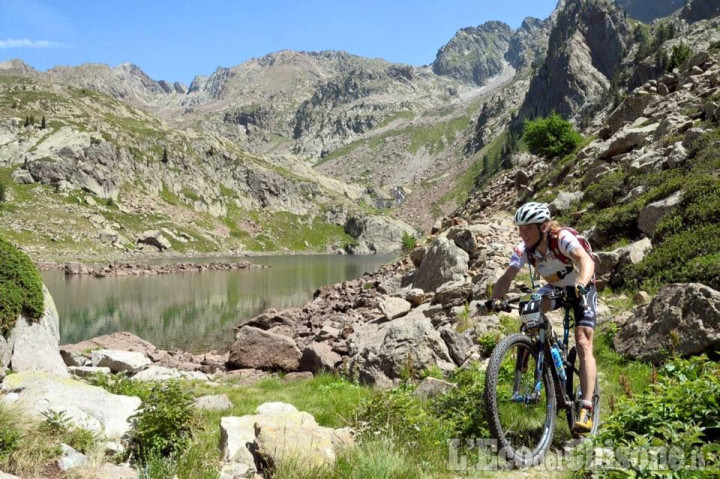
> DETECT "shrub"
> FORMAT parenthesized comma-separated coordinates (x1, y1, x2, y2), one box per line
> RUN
(433, 364, 489, 439)
(667, 42, 693, 71)
(584, 170, 627, 208)
(578, 356, 720, 476)
(401, 231, 416, 252)
(523, 113, 582, 159)
(0, 182, 5, 203)
(0, 237, 45, 335)
(129, 380, 194, 459)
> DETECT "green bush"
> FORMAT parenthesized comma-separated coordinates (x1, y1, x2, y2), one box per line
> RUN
(0, 237, 45, 335)
(433, 364, 489, 439)
(400, 231, 416, 252)
(129, 380, 194, 459)
(667, 42, 693, 71)
(584, 170, 627, 208)
(523, 113, 583, 159)
(625, 224, 720, 290)
(579, 356, 720, 476)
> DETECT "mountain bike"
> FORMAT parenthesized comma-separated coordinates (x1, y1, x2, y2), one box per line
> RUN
(483, 287, 600, 468)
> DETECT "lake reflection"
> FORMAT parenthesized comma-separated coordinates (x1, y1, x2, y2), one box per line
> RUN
(42, 255, 394, 353)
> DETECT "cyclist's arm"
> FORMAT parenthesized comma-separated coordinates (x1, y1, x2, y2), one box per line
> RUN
(569, 247, 595, 287)
(491, 266, 520, 299)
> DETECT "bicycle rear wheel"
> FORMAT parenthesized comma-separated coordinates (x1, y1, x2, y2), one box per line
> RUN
(566, 346, 600, 437)
(484, 333, 556, 468)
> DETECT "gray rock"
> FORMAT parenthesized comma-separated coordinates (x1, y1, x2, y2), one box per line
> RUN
(1, 371, 140, 440)
(348, 311, 456, 386)
(629, 150, 663, 173)
(433, 280, 473, 308)
(58, 444, 88, 471)
(378, 295, 412, 320)
(195, 394, 233, 411)
(254, 412, 351, 470)
(378, 274, 403, 295)
(299, 342, 341, 373)
(599, 124, 658, 160)
(220, 416, 261, 477)
(638, 190, 683, 236)
(413, 377, 455, 399)
(453, 229, 478, 256)
(91, 349, 151, 373)
(549, 191, 583, 215)
(439, 326, 474, 365)
(614, 283, 720, 362)
(227, 326, 302, 372)
(6, 286, 68, 377)
(256, 402, 298, 415)
(405, 288, 426, 306)
(412, 236, 469, 293)
(344, 215, 415, 254)
(10, 168, 34, 184)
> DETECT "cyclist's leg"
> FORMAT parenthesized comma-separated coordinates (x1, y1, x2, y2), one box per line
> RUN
(573, 285, 597, 404)
(538, 284, 560, 313)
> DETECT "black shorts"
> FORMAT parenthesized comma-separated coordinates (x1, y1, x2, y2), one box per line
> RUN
(539, 284, 598, 329)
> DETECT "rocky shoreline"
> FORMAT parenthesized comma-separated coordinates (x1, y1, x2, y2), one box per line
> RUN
(50, 260, 268, 277)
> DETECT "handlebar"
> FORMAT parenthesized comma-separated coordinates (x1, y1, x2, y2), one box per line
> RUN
(485, 284, 589, 313)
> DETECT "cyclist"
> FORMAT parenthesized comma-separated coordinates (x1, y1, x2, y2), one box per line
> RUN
(488, 202, 598, 434)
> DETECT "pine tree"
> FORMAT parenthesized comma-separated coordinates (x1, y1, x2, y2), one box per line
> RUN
(40, 116, 46, 129)
(24, 116, 30, 127)
(162, 147, 169, 164)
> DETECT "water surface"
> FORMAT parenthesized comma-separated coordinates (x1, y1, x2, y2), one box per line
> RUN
(41, 255, 393, 353)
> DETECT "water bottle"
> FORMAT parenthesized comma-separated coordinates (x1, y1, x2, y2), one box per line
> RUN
(551, 345, 566, 381)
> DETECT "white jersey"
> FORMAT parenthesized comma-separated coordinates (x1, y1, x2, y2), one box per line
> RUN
(509, 229, 583, 288)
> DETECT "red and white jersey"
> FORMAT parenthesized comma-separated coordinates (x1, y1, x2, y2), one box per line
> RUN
(509, 230, 583, 287)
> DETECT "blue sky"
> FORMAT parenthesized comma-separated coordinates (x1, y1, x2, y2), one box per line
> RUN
(0, 0, 558, 85)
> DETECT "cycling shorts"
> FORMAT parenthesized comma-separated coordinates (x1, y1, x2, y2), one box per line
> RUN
(538, 283, 598, 329)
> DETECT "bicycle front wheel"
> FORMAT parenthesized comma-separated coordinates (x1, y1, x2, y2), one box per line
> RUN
(484, 333, 556, 468)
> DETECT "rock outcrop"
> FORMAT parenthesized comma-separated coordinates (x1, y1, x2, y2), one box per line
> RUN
(516, 0, 630, 122)
(1, 286, 68, 378)
(614, 283, 720, 362)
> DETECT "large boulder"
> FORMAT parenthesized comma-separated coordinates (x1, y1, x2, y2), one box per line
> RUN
(227, 326, 301, 372)
(614, 283, 720, 362)
(3, 285, 68, 377)
(344, 215, 415, 254)
(638, 190, 683, 236)
(220, 402, 352, 478)
(91, 349, 151, 373)
(412, 236, 469, 293)
(299, 342, 341, 373)
(595, 238, 652, 290)
(1, 371, 140, 440)
(347, 311, 456, 386)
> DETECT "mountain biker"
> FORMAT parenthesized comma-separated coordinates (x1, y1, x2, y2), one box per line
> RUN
(488, 202, 598, 434)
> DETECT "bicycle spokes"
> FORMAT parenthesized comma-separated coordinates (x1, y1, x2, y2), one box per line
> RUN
(495, 343, 552, 449)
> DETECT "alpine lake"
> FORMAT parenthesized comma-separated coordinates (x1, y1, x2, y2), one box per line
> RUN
(41, 255, 394, 353)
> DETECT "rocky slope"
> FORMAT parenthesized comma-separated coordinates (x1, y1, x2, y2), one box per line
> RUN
(0, 74, 413, 259)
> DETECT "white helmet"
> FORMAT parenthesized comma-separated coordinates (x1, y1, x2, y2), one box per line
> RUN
(514, 202, 551, 226)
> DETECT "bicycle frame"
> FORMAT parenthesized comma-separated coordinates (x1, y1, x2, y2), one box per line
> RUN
(511, 293, 576, 410)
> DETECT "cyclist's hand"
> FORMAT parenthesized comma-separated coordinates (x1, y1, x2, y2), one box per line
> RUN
(565, 284, 588, 301)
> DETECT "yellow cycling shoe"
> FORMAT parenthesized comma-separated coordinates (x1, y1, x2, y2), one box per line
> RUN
(574, 408, 593, 434)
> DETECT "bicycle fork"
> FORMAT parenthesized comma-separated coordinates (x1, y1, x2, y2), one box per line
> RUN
(511, 338, 545, 404)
